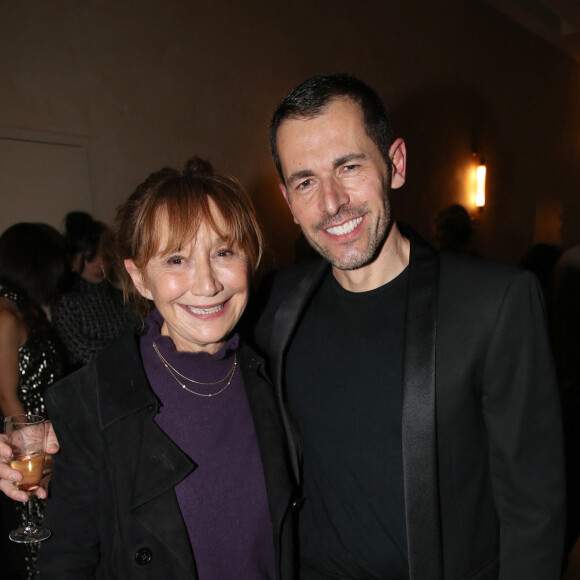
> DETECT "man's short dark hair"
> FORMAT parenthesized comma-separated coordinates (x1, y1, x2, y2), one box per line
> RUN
(270, 73, 395, 183)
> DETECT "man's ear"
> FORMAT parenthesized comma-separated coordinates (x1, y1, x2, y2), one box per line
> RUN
(280, 183, 300, 225)
(389, 138, 407, 190)
(124, 259, 152, 300)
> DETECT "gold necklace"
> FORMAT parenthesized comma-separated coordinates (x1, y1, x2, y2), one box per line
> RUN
(152, 341, 237, 397)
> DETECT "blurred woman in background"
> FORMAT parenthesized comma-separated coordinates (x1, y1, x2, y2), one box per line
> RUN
(0, 222, 66, 419)
(52, 211, 135, 371)
(0, 222, 67, 580)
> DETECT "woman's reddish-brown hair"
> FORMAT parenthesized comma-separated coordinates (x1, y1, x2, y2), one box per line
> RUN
(106, 156, 263, 315)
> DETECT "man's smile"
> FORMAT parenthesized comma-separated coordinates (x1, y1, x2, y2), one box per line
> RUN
(325, 216, 363, 236)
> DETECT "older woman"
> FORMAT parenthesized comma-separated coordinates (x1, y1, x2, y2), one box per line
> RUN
(1, 157, 296, 579)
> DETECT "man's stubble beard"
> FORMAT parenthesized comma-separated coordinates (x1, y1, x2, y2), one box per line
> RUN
(302, 187, 393, 272)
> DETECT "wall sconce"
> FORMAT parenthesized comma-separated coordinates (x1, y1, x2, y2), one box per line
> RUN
(473, 155, 486, 212)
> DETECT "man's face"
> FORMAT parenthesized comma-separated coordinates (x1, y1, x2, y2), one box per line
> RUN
(276, 98, 403, 271)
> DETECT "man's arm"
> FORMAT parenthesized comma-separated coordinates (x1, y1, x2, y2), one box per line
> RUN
(482, 270, 565, 579)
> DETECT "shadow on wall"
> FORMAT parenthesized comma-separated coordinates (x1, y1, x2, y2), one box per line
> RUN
(247, 169, 301, 278)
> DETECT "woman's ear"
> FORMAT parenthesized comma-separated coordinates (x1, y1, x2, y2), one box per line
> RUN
(124, 259, 152, 299)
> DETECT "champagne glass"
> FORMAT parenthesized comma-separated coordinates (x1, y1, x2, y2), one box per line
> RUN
(4, 414, 51, 543)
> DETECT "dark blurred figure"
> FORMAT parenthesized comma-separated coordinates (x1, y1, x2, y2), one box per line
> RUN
(51, 212, 136, 372)
(433, 204, 475, 254)
(0, 222, 67, 580)
(520, 242, 562, 295)
(548, 242, 580, 571)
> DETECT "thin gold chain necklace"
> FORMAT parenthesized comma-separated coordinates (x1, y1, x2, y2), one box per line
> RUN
(152, 341, 237, 397)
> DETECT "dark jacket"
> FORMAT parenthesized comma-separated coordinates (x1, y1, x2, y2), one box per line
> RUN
(38, 325, 297, 579)
(253, 228, 565, 580)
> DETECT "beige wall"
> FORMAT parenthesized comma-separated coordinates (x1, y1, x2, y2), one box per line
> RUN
(1, 0, 579, 269)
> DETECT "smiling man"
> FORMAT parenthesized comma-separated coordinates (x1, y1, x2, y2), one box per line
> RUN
(254, 74, 565, 580)
(276, 96, 403, 284)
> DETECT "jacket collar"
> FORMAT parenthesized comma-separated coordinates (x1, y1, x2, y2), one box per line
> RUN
(95, 324, 159, 430)
(93, 325, 196, 507)
(270, 258, 329, 389)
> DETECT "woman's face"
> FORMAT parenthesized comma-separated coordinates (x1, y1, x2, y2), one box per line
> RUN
(73, 243, 106, 284)
(125, 202, 251, 354)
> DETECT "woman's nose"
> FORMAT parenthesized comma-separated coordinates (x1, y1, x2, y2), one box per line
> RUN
(190, 260, 223, 296)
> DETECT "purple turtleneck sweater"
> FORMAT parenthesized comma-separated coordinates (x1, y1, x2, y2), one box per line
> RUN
(140, 309, 275, 579)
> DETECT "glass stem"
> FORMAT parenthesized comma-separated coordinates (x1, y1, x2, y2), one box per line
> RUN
(23, 494, 36, 533)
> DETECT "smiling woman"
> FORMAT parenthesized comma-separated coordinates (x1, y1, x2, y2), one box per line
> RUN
(14, 156, 297, 580)
(127, 208, 251, 353)
(116, 157, 261, 355)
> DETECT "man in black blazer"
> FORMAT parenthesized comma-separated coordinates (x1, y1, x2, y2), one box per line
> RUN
(253, 74, 564, 579)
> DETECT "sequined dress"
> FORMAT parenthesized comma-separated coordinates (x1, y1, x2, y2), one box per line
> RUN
(0, 285, 64, 580)
(0, 286, 63, 419)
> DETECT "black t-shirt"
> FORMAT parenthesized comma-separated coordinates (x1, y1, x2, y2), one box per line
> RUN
(286, 268, 409, 579)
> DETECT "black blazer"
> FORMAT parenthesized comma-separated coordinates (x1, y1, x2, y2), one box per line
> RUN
(253, 228, 565, 580)
(38, 326, 297, 579)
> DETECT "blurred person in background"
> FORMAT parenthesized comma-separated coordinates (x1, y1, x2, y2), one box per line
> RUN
(548, 241, 580, 572)
(51, 211, 135, 372)
(520, 242, 562, 296)
(433, 203, 475, 254)
(0, 222, 67, 580)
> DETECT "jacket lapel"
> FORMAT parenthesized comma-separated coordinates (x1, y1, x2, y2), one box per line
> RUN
(128, 417, 197, 575)
(269, 259, 329, 482)
(239, 345, 294, 523)
(402, 231, 444, 579)
(95, 327, 197, 573)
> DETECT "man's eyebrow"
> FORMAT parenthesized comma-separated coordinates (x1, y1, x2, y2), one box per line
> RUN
(333, 152, 367, 169)
(287, 169, 314, 186)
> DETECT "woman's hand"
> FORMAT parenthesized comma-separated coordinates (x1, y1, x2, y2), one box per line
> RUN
(0, 420, 60, 502)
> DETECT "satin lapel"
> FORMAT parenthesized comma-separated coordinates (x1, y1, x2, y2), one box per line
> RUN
(402, 233, 443, 579)
(270, 259, 328, 482)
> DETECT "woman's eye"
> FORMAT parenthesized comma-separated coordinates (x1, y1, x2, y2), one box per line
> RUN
(167, 256, 184, 265)
(217, 249, 233, 258)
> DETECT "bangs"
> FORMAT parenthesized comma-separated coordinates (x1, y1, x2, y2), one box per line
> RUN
(134, 178, 251, 267)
